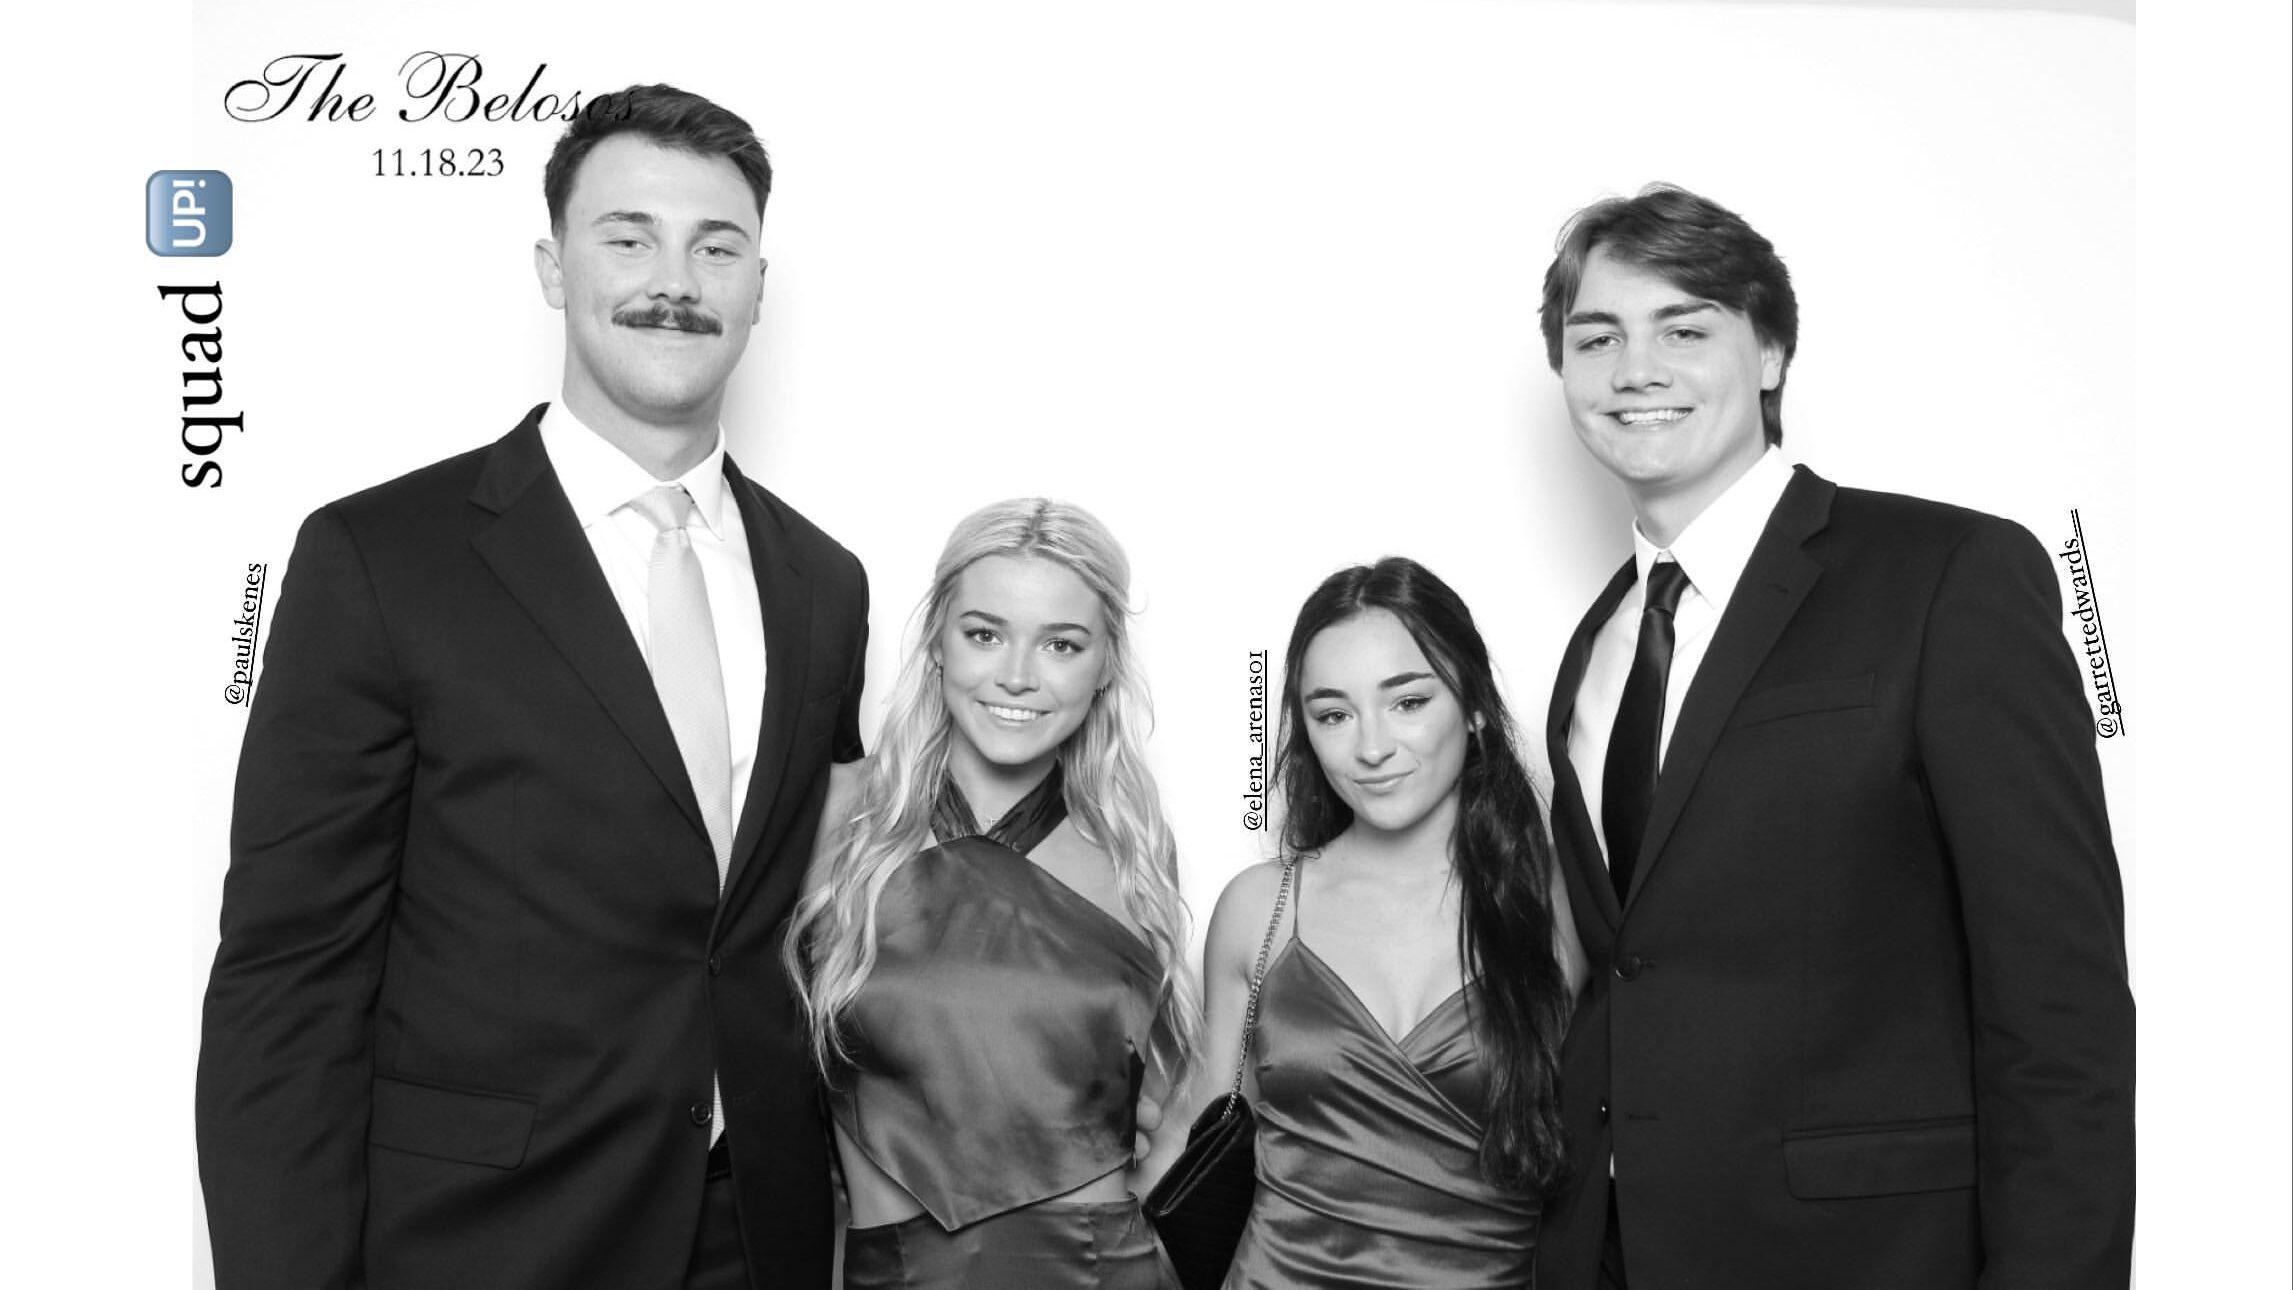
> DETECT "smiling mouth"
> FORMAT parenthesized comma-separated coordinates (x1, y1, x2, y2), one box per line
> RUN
(1354, 770, 1411, 792)
(1611, 408, 1689, 426)
(981, 703, 1048, 724)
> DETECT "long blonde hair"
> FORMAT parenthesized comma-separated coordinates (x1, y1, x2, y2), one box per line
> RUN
(786, 498, 1198, 1093)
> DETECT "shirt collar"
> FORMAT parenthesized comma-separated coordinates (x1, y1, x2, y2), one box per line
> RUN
(537, 403, 733, 540)
(1630, 448, 1794, 615)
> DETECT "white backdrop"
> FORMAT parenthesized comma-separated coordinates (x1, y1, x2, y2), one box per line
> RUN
(14, 0, 2288, 1285)
(194, 0, 2132, 1280)
(174, 0, 2139, 922)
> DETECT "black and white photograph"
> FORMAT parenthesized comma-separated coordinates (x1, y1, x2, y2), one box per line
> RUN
(6, 0, 2283, 1285)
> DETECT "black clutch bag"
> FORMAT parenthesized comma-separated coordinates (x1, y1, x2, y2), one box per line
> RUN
(1145, 857, 1294, 1290)
(1145, 1094, 1256, 1290)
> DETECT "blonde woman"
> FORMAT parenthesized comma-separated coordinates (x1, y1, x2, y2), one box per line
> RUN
(788, 499, 1194, 1288)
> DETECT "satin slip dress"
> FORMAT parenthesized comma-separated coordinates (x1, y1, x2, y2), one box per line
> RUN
(1224, 866, 1540, 1289)
(831, 766, 1178, 1289)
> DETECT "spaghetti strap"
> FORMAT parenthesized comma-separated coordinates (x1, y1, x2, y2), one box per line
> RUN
(1286, 855, 1303, 941)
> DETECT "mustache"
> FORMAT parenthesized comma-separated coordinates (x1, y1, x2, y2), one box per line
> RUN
(612, 303, 723, 335)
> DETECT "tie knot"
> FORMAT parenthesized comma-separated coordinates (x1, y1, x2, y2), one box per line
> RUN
(627, 485, 698, 535)
(1644, 559, 1690, 614)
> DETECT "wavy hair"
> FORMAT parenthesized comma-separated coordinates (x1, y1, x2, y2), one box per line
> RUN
(1275, 557, 1571, 1192)
(787, 499, 1198, 1095)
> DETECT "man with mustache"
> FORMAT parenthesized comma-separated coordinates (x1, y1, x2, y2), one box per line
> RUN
(197, 84, 867, 1290)
(1531, 185, 2134, 1289)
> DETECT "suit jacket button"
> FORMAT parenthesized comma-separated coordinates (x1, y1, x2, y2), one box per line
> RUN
(707, 955, 722, 977)
(1597, 1098, 1611, 1124)
(1614, 955, 1646, 981)
(690, 1101, 714, 1127)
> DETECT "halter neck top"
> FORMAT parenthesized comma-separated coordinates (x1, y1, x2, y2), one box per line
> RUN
(829, 767, 1161, 1230)
(1225, 864, 1540, 1288)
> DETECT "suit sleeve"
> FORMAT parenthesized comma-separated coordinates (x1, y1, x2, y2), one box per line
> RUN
(198, 505, 414, 1290)
(1914, 516, 2134, 1288)
(833, 562, 868, 763)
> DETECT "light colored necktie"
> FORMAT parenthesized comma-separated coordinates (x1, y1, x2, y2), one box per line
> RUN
(628, 484, 735, 1145)
(627, 485, 736, 888)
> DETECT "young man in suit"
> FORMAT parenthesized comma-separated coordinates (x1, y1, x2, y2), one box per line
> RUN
(1530, 185, 2133, 1289)
(197, 85, 868, 1290)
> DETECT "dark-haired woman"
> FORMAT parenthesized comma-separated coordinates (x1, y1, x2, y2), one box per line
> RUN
(1199, 558, 1585, 1289)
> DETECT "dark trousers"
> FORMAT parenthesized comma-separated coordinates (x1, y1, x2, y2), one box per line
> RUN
(1599, 1180, 1628, 1290)
(686, 1138, 754, 1290)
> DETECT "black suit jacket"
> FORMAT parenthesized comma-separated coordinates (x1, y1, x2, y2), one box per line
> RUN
(197, 405, 868, 1290)
(1533, 467, 2133, 1290)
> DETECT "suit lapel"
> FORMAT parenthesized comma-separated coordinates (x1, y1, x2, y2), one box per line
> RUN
(1550, 558, 1638, 936)
(719, 456, 815, 903)
(1625, 467, 1834, 907)
(468, 408, 713, 850)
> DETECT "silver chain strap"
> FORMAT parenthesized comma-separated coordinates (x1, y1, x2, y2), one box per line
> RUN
(1224, 855, 1297, 1106)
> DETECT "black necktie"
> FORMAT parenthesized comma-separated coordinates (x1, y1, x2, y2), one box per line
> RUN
(1602, 559, 1690, 904)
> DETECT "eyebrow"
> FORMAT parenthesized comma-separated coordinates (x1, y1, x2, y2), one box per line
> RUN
(1302, 670, 1436, 702)
(694, 217, 754, 243)
(591, 211, 754, 243)
(956, 609, 1095, 636)
(1564, 300, 1719, 328)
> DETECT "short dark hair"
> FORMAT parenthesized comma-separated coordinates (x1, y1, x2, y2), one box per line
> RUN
(1539, 184, 1798, 445)
(542, 84, 773, 234)
(1274, 557, 1571, 1193)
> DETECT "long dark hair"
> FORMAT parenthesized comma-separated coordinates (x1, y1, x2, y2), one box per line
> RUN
(1275, 557, 1569, 1192)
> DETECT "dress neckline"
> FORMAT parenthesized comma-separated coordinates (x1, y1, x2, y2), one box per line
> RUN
(1288, 938, 1472, 1054)
(1286, 857, 1473, 1050)
(918, 764, 1155, 970)
(931, 762, 1067, 856)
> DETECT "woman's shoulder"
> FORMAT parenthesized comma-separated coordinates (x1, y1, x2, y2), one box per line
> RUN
(1205, 855, 1300, 960)
(823, 756, 884, 830)
(802, 758, 877, 901)
(1213, 856, 1290, 909)
(826, 756, 870, 806)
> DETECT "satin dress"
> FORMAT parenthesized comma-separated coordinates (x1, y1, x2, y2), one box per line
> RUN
(830, 768, 1178, 1289)
(1224, 877, 1540, 1288)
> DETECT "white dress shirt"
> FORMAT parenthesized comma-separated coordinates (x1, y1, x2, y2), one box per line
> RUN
(538, 404, 768, 826)
(1568, 448, 1795, 871)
